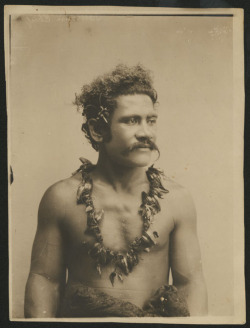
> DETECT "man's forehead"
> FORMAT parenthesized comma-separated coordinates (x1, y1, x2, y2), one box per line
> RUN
(115, 94, 156, 114)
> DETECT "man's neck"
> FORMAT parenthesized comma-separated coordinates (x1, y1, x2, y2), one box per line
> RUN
(92, 153, 149, 194)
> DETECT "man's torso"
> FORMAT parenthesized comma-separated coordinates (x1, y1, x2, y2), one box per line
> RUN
(56, 170, 178, 308)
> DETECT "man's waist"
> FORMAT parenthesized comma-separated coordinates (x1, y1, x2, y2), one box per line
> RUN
(65, 279, 152, 308)
(60, 282, 190, 317)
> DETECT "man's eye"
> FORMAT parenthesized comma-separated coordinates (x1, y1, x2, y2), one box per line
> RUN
(126, 117, 139, 125)
(148, 118, 157, 125)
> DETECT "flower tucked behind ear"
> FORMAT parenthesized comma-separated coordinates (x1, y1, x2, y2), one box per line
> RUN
(97, 106, 109, 124)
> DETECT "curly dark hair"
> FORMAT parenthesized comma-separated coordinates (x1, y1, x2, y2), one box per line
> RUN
(74, 63, 158, 151)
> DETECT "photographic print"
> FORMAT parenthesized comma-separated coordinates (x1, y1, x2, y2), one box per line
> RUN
(5, 5, 245, 324)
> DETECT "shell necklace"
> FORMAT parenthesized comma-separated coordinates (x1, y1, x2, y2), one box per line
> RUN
(76, 158, 169, 286)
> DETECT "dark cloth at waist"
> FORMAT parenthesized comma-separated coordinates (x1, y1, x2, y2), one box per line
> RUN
(59, 283, 190, 318)
(59, 283, 146, 317)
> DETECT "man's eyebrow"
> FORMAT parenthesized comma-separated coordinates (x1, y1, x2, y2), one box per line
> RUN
(119, 115, 141, 120)
(147, 113, 158, 118)
(118, 113, 158, 121)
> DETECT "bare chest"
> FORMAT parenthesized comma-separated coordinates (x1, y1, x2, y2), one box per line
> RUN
(89, 190, 173, 253)
(63, 180, 174, 263)
(63, 183, 174, 305)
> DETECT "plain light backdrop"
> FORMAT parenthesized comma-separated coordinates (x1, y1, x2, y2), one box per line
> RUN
(9, 13, 234, 317)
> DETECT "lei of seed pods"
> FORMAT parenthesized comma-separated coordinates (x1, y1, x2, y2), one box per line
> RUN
(76, 158, 169, 286)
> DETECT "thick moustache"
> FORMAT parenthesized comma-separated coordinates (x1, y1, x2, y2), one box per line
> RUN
(121, 139, 158, 156)
(131, 140, 157, 151)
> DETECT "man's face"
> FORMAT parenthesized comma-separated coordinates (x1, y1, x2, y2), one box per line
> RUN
(103, 94, 158, 167)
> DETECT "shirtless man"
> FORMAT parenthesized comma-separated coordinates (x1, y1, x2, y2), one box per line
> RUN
(24, 64, 208, 318)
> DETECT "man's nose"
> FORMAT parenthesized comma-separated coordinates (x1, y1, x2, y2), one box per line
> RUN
(135, 121, 153, 139)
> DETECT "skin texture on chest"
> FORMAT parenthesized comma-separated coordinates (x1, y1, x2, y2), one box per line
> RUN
(63, 184, 173, 269)
(90, 178, 172, 251)
(62, 169, 174, 260)
(64, 207, 172, 308)
(61, 169, 174, 254)
(93, 191, 144, 251)
(59, 170, 175, 308)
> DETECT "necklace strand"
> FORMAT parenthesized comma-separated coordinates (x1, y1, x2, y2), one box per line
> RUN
(76, 158, 169, 286)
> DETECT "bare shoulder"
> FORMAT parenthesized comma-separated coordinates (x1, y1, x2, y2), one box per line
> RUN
(38, 172, 82, 222)
(163, 176, 192, 201)
(163, 176, 197, 226)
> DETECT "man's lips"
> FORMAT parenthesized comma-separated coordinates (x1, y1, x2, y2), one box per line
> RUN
(133, 145, 152, 150)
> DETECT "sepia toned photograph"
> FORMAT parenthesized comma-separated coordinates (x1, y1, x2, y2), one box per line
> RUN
(5, 5, 245, 324)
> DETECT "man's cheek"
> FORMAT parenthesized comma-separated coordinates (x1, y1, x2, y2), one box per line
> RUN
(111, 125, 123, 134)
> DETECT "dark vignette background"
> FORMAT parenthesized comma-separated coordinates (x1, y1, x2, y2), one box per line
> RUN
(0, 0, 249, 327)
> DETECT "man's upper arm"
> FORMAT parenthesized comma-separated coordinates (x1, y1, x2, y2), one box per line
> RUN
(170, 188, 203, 285)
(29, 184, 67, 282)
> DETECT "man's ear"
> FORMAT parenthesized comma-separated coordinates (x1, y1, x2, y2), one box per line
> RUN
(88, 119, 104, 143)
